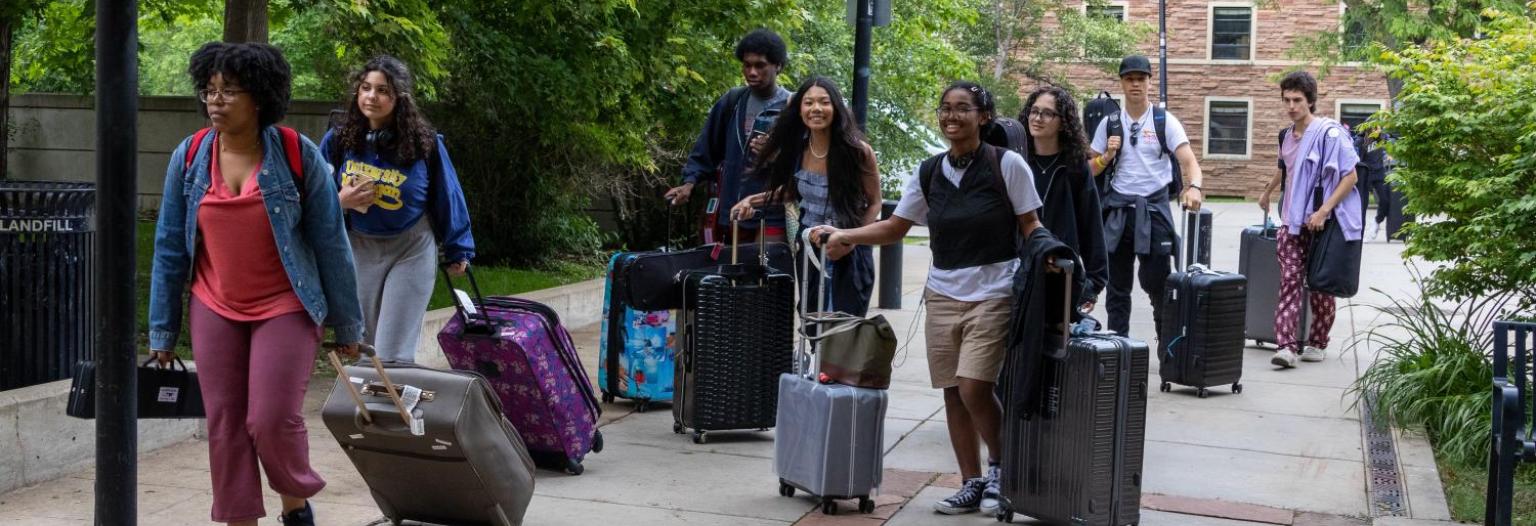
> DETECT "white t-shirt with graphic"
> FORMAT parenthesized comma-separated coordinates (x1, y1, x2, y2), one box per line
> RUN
(893, 149, 1042, 302)
(1090, 107, 1191, 198)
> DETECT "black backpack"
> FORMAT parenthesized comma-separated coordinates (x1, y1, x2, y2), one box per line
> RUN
(983, 117, 1029, 153)
(1084, 91, 1183, 201)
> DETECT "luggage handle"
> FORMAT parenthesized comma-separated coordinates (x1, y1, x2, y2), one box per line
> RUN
(1179, 206, 1205, 273)
(1052, 257, 1076, 360)
(729, 213, 769, 267)
(796, 227, 838, 378)
(325, 343, 419, 434)
(440, 264, 490, 324)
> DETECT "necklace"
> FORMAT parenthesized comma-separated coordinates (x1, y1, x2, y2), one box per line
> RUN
(810, 144, 828, 159)
(1031, 152, 1062, 176)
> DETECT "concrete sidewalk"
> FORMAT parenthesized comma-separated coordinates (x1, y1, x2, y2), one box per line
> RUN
(0, 203, 1452, 525)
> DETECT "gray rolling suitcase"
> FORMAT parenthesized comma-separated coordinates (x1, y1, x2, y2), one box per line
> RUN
(773, 230, 888, 516)
(1238, 222, 1308, 346)
(322, 344, 536, 526)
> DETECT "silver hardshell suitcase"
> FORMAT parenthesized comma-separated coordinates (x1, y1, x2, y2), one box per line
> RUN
(773, 229, 889, 515)
(321, 344, 536, 526)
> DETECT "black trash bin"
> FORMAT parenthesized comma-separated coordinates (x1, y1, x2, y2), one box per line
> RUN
(1, 181, 96, 391)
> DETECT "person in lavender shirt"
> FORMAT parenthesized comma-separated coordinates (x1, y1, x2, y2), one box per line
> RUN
(1257, 71, 1361, 369)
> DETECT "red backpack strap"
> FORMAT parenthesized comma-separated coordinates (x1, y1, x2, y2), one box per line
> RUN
(184, 128, 214, 169)
(277, 126, 304, 186)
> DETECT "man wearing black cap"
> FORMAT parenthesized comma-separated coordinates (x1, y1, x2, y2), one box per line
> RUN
(1088, 55, 1206, 340)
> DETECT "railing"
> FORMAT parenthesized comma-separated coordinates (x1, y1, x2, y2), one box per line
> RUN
(1487, 320, 1536, 526)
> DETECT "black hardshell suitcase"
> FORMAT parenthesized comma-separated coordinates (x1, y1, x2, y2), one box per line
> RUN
(998, 259, 1148, 525)
(1238, 223, 1309, 346)
(1160, 209, 1247, 398)
(673, 221, 795, 444)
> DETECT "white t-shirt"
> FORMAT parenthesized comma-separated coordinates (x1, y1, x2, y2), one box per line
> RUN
(1090, 107, 1191, 197)
(893, 149, 1042, 302)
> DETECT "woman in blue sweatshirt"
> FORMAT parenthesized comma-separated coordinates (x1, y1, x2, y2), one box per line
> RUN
(320, 55, 475, 363)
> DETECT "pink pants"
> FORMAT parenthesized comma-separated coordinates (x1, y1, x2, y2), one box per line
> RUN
(1275, 228, 1337, 352)
(190, 298, 325, 522)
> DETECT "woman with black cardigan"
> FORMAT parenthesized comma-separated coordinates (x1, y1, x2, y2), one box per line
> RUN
(1016, 86, 1109, 310)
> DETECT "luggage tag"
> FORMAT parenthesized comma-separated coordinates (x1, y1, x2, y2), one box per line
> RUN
(454, 289, 478, 316)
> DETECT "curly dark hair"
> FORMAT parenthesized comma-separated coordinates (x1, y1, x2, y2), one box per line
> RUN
(1280, 70, 1318, 114)
(1020, 86, 1090, 165)
(735, 28, 788, 67)
(941, 81, 996, 135)
(188, 42, 291, 129)
(330, 55, 437, 166)
(751, 77, 873, 228)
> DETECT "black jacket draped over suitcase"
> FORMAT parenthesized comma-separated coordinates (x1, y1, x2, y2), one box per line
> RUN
(1000, 228, 1081, 419)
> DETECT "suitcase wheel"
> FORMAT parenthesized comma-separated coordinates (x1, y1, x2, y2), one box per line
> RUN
(692, 430, 708, 444)
(858, 497, 875, 514)
(592, 431, 605, 453)
(636, 400, 652, 413)
(996, 509, 1015, 523)
(673, 422, 685, 435)
(821, 500, 838, 515)
(1159, 382, 1171, 393)
(778, 481, 795, 498)
(1197, 388, 1209, 399)
(565, 458, 585, 476)
(601, 393, 615, 404)
(1233, 383, 1244, 394)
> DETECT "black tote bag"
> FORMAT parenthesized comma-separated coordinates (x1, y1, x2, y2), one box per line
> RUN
(66, 356, 206, 419)
(1305, 164, 1363, 298)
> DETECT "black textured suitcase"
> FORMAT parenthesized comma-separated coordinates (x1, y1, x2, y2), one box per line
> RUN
(1160, 210, 1247, 397)
(998, 334, 1148, 525)
(1238, 223, 1308, 346)
(673, 223, 794, 444)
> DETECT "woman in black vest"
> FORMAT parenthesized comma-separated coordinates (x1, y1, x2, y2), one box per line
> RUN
(808, 82, 1045, 517)
(1018, 86, 1109, 310)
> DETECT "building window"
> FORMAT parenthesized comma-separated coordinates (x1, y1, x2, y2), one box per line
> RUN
(1339, 102, 1383, 130)
(1206, 99, 1251, 157)
(1088, 4, 1125, 21)
(1211, 6, 1253, 60)
(1343, 18, 1368, 58)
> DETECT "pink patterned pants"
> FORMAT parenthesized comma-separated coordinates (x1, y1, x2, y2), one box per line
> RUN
(1275, 228, 1336, 352)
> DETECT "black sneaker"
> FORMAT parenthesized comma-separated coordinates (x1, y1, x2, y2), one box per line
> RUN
(933, 477, 988, 515)
(980, 462, 1003, 514)
(278, 502, 314, 526)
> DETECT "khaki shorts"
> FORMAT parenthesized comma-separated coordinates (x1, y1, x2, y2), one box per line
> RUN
(924, 288, 1011, 389)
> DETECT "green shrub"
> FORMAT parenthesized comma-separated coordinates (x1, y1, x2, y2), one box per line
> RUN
(1350, 266, 1518, 465)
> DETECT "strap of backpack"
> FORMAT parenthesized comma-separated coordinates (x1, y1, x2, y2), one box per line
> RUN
(986, 143, 1008, 197)
(184, 127, 303, 184)
(1154, 106, 1172, 159)
(183, 128, 214, 169)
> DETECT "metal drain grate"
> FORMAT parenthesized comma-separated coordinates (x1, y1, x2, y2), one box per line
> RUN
(1360, 392, 1409, 517)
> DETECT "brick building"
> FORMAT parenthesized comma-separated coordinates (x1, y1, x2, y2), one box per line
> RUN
(1020, 0, 1390, 198)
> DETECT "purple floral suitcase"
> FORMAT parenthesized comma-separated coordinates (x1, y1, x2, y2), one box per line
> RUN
(437, 270, 603, 475)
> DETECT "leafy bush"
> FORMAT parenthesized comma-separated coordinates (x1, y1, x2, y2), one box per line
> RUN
(1350, 266, 1518, 465)
(1370, 9, 1536, 310)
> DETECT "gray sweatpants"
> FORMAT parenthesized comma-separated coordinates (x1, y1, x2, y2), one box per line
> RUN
(351, 218, 437, 363)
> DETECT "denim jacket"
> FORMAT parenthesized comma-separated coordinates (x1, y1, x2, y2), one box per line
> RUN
(148, 126, 365, 350)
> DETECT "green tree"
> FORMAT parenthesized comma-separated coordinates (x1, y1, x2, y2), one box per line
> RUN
(1371, 8, 1536, 307)
(974, 0, 1151, 89)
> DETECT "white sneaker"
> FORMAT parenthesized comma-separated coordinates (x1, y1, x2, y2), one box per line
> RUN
(1368, 221, 1383, 241)
(979, 463, 1002, 515)
(1271, 349, 1299, 368)
(1301, 346, 1327, 362)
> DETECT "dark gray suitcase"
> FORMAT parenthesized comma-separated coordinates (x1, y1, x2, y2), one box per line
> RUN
(322, 345, 536, 526)
(999, 333, 1148, 522)
(774, 232, 887, 515)
(674, 223, 795, 444)
(1239, 223, 1309, 346)
(1160, 210, 1246, 397)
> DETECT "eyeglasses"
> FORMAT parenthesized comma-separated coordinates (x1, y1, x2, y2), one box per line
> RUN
(936, 106, 978, 119)
(198, 88, 246, 103)
(1027, 108, 1061, 121)
(1129, 122, 1142, 147)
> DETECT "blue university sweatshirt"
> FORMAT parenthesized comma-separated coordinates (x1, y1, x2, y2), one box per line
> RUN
(319, 130, 476, 263)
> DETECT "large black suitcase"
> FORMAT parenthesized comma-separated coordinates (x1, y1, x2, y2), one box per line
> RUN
(673, 225, 794, 444)
(1160, 210, 1247, 398)
(1238, 223, 1308, 346)
(617, 242, 792, 312)
(997, 264, 1148, 526)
